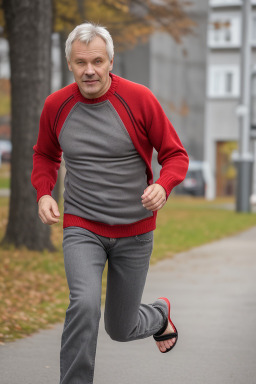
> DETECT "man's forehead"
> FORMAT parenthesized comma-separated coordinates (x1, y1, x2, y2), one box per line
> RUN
(71, 37, 107, 55)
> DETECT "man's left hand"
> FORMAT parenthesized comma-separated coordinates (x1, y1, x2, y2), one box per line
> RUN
(141, 184, 167, 212)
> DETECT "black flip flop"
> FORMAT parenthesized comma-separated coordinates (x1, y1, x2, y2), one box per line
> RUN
(153, 297, 178, 353)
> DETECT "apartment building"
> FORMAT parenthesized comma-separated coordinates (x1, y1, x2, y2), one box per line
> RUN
(205, 0, 256, 199)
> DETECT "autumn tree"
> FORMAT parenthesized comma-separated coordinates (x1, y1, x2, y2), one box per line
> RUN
(2, 0, 54, 250)
(55, 0, 194, 47)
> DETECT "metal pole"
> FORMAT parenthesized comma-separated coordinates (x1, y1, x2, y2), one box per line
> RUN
(236, 0, 253, 212)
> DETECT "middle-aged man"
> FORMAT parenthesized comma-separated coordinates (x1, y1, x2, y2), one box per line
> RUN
(31, 23, 189, 384)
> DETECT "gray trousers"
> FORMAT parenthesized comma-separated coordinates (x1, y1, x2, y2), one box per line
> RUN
(60, 227, 167, 384)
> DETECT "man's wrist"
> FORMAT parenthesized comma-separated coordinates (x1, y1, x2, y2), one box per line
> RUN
(38, 194, 51, 204)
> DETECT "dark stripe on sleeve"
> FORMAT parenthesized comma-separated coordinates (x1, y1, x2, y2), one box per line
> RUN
(53, 95, 74, 134)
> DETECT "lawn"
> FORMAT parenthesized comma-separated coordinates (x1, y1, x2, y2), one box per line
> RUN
(0, 195, 255, 344)
(0, 79, 11, 117)
(0, 163, 10, 189)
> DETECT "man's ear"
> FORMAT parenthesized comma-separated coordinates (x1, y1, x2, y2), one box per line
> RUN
(67, 60, 72, 72)
(109, 56, 114, 71)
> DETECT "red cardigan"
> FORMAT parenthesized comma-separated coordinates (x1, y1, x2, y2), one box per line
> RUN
(31, 73, 189, 237)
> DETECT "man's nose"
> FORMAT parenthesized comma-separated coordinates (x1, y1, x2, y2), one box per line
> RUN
(85, 63, 95, 76)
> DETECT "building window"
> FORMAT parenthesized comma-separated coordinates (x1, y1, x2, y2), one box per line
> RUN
(226, 73, 233, 94)
(208, 66, 240, 98)
(208, 14, 241, 47)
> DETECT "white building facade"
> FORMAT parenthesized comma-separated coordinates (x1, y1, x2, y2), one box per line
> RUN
(205, 0, 256, 199)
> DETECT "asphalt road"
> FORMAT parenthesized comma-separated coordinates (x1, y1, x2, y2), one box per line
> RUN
(1, 226, 256, 384)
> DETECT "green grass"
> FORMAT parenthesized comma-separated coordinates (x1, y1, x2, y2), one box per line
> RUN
(0, 178, 10, 189)
(0, 94, 10, 116)
(0, 163, 10, 189)
(152, 197, 256, 262)
(0, 78, 11, 117)
(0, 195, 255, 343)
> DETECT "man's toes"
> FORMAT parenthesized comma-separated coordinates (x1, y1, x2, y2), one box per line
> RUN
(156, 341, 167, 352)
(163, 340, 172, 349)
(167, 338, 175, 347)
(155, 338, 177, 353)
(160, 343, 167, 352)
(162, 338, 176, 350)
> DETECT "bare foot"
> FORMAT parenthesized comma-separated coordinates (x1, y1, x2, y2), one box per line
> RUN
(155, 321, 177, 353)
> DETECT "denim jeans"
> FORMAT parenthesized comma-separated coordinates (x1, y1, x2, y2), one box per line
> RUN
(60, 227, 167, 384)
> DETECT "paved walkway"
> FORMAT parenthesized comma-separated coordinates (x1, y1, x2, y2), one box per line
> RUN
(0, 188, 10, 197)
(1, 227, 256, 384)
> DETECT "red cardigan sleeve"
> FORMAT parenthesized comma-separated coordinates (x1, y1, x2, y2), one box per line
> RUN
(145, 91, 189, 198)
(31, 99, 62, 202)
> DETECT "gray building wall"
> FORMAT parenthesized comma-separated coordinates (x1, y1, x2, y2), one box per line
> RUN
(150, 0, 209, 161)
(113, 0, 209, 163)
(113, 43, 150, 87)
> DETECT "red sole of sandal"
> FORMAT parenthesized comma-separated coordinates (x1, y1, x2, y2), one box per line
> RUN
(158, 297, 177, 333)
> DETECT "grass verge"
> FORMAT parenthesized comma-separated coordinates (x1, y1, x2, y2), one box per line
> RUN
(0, 163, 10, 189)
(0, 195, 255, 344)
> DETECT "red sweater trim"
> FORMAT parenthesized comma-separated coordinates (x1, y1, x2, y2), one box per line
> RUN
(63, 212, 157, 238)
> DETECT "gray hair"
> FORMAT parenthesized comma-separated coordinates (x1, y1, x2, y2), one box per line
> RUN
(65, 23, 114, 62)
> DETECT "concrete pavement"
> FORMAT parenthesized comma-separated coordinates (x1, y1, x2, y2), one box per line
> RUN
(1, 226, 256, 384)
(0, 188, 10, 197)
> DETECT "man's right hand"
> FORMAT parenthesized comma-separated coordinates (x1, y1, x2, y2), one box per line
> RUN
(38, 195, 60, 225)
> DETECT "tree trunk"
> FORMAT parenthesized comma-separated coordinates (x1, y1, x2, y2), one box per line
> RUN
(59, 30, 71, 87)
(2, 0, 54, 250)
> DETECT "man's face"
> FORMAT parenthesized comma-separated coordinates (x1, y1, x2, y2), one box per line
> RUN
(67, 37, 114, 99)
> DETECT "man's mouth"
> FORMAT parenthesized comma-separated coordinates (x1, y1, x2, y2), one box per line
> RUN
(83, 80, 98, 84)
